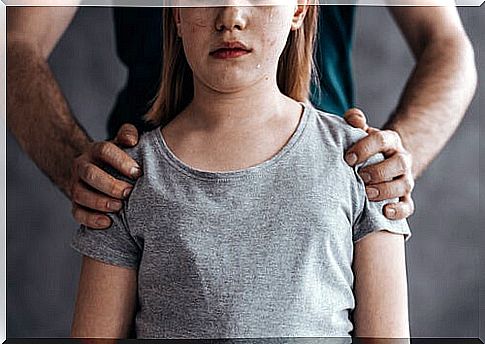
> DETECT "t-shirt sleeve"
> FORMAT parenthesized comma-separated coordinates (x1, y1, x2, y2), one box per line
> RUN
(71, 210, 141, 269)
(352, 153, 412, 243)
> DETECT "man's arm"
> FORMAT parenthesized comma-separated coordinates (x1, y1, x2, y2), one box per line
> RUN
(7, 7, 142, 228)
(71, 257, 137, 338)
(385, 6, 477, 178)
(353, 231, 409, 338)
(344, 7, 476, 220)
(7, 7, 86, 196)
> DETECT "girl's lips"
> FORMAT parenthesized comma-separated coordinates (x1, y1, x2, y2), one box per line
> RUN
(210, 48, 251, 59)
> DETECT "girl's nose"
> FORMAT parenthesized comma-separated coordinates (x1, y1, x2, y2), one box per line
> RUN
(215, 6, 248, 32)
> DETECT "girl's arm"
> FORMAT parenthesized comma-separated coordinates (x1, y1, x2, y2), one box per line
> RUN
(71, 256, 138, 338)
(353, 230, 410, 338)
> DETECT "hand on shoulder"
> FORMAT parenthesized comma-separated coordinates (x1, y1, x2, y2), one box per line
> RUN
(70, 124, 143, 229)
(343, 108, 415, 221)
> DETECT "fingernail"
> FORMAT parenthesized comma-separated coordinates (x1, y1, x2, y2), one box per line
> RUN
(107, 200, 122, 211)
(96, 217, 110, 227)
(360, 172, 371, 183)
(366, 187, 379, 199)
(130, 166, 142, 178)
(345, 153, 358, 166)
(127, 135, 137, 145)
(386, 207, 396, 219)
(123, 187, 133, 198)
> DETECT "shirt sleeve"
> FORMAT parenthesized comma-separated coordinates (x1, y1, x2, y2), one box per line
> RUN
(71, 208, 142, 270)
(352, 153, 412, 243)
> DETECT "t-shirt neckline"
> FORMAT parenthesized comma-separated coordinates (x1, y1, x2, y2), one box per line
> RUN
(154, 101, 311, 181)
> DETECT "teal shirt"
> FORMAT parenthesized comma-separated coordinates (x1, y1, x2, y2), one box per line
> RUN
(109, 6, 356, 137)
(311, 6, 356, 116)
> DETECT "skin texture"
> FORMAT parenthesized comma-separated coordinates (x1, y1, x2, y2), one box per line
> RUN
(6, 6, 476, 226)
(71, 4, 409, 338)
(70, 257, 137, 338)
(353, 232, 409, 338)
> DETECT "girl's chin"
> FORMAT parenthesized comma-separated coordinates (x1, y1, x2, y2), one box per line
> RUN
(198, 74, 270, 94)
(204, 81, 266, 94)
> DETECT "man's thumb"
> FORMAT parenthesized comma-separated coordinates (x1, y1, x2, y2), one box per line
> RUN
(114, 123, 139, 147)
(344, 108, 369, 132)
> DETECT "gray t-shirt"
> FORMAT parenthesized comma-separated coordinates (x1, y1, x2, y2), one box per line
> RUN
(71, 102, 410, 339)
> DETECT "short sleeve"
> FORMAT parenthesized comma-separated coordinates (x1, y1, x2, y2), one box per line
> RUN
(71, 209, 142, 270)
(352, 153, 412, 243)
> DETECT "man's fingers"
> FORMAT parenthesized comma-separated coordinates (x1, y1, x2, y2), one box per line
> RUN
(71, 181, 123, 213)
(91, 141, 142, 179)
(365, 175, 414, 202)
(359, 152, 412, 184)
(345, 130, 401, 166)
(383, 194, 415, 220)
(344, 108, 369, 132)
(72, 204, 112, 229)
(78, 161, 134, 199)
(113, 123, 139, 147)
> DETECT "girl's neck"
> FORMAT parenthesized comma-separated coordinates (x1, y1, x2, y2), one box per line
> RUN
(161, 76, 305, 173)
(181, 75, 297, 131)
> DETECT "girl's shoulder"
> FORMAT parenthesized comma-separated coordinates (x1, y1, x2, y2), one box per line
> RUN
(123, 127, 165, 169)
(305, 104, 369, 152)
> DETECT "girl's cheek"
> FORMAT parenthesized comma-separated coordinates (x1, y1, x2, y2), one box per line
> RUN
(183, 9, 211, 28)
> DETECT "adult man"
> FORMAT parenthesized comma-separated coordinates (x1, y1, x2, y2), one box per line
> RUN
(7, 5, 476, 229)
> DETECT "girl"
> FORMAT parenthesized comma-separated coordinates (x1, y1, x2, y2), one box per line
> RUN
(71, 2, 411, 339)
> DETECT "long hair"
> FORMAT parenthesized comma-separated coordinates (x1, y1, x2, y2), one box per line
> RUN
(145, 5, 319, 127)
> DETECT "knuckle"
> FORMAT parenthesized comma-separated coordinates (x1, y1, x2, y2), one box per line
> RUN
(99, 141, 112, 157)
(397, 153, 408, 172)
(390, 130, 401, 144)
(374, 167, 388, 181)
(93, 141, 111, 158)
(95, 198, 108, 211)
(358, 141, 371, 157)
(84, 165, 97, 183)
(72, 206, 86, 225)
(387, 185, 399, 199)
(403, 180, 412, 193)
(375, 130, 387, 147)
(405, 151, 414, 169)
(110, 181, 124, 198)
(408, 177, 415, 191)
(408, 198, 416, 214)
(382, 183, 397, 199)
(402, 175, 414, 192)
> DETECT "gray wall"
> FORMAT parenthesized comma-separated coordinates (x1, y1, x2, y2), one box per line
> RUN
(6, 6, 484, 338)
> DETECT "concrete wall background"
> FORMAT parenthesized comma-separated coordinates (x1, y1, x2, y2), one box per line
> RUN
(6, 6, 484, 338)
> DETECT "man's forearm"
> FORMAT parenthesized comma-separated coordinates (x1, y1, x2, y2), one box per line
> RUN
(384, 35, 477, 179)
(7, 39, 92, 197)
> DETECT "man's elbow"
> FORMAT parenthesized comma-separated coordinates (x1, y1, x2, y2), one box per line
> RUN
(460, 35, 478, 94)
(439, 31, 477, 89)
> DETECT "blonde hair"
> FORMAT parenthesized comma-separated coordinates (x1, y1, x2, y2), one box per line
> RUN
(146, 5, 319, 127)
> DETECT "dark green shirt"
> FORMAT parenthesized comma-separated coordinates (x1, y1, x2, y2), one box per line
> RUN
(108, 6, 355, 138)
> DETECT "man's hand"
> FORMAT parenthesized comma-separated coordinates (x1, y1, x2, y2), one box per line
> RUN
(70, 124, 142, 229)
(343, 109, 415, 220)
